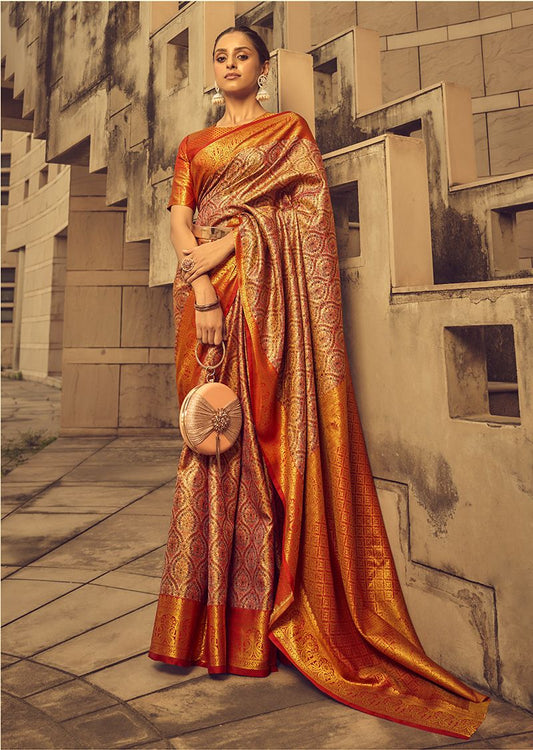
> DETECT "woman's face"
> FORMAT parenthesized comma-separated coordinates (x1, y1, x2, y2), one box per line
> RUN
(213, 31, 268, 98)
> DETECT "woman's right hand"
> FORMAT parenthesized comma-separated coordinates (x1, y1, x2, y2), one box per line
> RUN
(196, 304, 226, 345)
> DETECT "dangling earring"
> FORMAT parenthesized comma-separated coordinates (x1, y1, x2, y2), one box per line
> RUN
(212, 83, 224, 106)
(256, 73, 270, 101)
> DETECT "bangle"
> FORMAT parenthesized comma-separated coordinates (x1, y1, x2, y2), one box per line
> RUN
(194, 298, 220, 312)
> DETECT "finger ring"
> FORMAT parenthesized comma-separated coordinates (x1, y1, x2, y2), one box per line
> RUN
(180, 257, 195, 273)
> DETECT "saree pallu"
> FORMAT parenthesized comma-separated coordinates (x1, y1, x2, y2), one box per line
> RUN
(149, 111, 490, 738)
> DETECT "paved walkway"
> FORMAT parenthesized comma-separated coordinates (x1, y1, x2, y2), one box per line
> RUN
(2, 378, 533, 749)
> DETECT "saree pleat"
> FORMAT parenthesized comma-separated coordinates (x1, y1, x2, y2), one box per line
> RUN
(149, 110, 490, 738)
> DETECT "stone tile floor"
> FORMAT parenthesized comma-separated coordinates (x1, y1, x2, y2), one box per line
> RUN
(2, 378, 533, 749)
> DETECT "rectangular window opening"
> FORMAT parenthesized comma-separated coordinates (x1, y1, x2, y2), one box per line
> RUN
(1, 308, 14, 323)
(167, 28, 189, 91)
(24, 179, 29, 199)
(444, 324, 520, 425)
(314, 58, 339, 115)
(39, 166, 49, 189)
(386, 119, 423, 139)
(491, 204, 533, 279)
(1, 268, 15, 283)
(330, 180, 360, 261)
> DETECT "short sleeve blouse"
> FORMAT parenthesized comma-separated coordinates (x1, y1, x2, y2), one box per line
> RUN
(166, 135, 196, 212)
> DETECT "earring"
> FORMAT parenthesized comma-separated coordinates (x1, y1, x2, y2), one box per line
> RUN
(211, 83, 224, 106)
(256, 73, 270, 101)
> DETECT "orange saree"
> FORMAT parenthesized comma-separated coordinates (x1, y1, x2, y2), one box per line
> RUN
(148, 110, 490, 738)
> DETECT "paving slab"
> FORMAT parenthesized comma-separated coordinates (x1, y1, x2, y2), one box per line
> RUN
(118, 546, 167, 577)
(1, 509, 112, 566)
(26, 679, 118, 722)
(1, 565, 19, 578)
(120, 481, 175, 516)
(1, 660, 74, 697)
(2, 584, 155, 657)
(1, 378, 61, 442)
(9, 565, 106, 583)
(129, 664, 325, 737)
(2, 481, 58, 506)
(17, 482, 154, 513)
(62, 439, 180, 485)
(33, 602, 158, 674)
(3, 459, 89, 484)
(30, 509, 170, 570)
(1, 578, 81, 624)
(86, 654, 206, 701)
(490, 733, 533, 748)
(0, 692, 82, 750)
(1, 653, 20, 667)
(90, 570, 161, 595)
(62, 702, 161, 748)
(36, 437, 113, 452)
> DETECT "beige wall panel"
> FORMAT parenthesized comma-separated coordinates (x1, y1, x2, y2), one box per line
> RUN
(420, 37, 484, 98)
(487, 107, 533, 173)
(483, 25, 533, 96)
(67, 212, 124, 271)
(119, 364, 178, 428)
(63, 287, 121, 348)
(310, 2, 356, 47)
(123, 241, 150, 271)
(417, 1, 479, 30)
(121, 286, 174, 348)
(356, 1, 417, 36)
(472, 113, 490, 177)
(479, 1, 533, 17)
(381, 47, 420, 103)
(61, 364, 119, 428)
(69, 166, 107, 198)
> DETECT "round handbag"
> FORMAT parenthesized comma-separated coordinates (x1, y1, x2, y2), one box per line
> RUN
(179, 341, 242, 471)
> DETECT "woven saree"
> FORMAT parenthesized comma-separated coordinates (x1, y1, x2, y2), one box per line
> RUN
(148, 110, 490, 738)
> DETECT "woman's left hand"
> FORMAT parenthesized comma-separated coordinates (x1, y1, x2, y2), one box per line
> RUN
(181, 237, 232, 284)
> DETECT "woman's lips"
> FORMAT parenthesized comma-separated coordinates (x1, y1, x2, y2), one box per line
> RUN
(225, 74, 240, 79)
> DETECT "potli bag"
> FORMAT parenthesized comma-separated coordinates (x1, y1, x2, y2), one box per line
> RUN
(179, 341, 242, 472)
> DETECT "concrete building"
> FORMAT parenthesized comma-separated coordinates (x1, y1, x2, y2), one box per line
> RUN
(1, 0, 532, 716)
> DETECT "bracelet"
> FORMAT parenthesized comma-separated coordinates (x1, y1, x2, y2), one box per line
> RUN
(194, 298, 220, 312)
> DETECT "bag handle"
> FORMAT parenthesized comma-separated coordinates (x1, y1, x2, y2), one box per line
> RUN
(195, 341, 226, 383)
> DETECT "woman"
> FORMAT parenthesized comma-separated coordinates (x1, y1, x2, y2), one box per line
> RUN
(148, 25, 490, 739)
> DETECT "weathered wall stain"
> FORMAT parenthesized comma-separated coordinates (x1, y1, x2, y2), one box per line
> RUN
(457, 588, 502, 693)
(377, 441, 460, 537)
(432, 202, 489, 284)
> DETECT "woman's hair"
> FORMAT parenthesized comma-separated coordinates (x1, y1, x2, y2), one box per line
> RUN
(212, 25, 270, 65)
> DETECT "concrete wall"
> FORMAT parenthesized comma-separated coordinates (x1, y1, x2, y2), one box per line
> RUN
(310, 2, 533, 177)
(3, 132, 69, 379)
(1, 130, 16, 368)
(1, 0, 532, 710)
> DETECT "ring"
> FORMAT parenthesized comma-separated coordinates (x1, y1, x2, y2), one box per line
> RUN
(180, 257, 195, 273)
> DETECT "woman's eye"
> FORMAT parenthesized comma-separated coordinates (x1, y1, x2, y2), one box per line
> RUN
(216, 56, 226, 63)
(238, 54, 248, 60)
